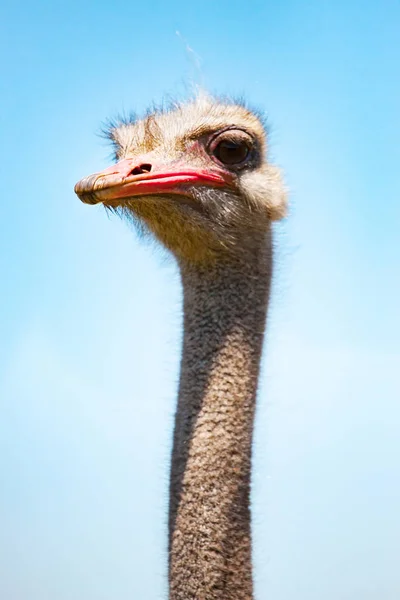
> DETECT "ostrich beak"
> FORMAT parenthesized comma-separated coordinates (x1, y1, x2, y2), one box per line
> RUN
(74, 157, 232, 205)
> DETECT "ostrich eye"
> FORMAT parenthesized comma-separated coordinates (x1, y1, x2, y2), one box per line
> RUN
(213, 139, 251, 166)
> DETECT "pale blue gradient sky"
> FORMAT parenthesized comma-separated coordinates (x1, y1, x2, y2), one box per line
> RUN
(1, 1, 399, 598)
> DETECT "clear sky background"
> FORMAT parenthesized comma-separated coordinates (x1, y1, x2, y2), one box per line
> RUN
(1, 1, 399, 598)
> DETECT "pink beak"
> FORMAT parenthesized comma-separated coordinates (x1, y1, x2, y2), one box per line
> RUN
(74, 157, 232, 205)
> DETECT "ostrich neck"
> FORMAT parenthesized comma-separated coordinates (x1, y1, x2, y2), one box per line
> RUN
(169, 231, 273, 600)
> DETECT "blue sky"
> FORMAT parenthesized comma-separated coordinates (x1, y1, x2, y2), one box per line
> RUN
(1, 1, 399, 598)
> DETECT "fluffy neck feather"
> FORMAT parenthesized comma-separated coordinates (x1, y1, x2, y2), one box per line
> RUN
(168, 230, 273, 600)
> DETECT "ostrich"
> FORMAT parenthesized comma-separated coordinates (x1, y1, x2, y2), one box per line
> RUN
(75, 95, 287, 600)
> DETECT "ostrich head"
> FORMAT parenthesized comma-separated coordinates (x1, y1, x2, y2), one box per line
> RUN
(75, 96, 287, 263)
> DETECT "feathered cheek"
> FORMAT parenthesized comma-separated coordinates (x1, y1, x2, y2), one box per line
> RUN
(238, 166, 288, 221)
(182, 139, 210, 166)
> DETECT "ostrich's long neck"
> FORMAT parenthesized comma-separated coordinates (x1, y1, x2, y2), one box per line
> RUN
(169, 231, 273, 600)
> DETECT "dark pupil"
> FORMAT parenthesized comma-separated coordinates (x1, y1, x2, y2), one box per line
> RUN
(214, 140, 249, 165)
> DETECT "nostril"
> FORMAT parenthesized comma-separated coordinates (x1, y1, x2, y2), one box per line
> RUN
(129, 163, 152, 176)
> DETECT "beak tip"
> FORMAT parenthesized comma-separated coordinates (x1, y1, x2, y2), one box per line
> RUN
(74, 175, 101, 205)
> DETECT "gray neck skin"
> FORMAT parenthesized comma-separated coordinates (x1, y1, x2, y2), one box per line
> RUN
(168, 230, 272, 600)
